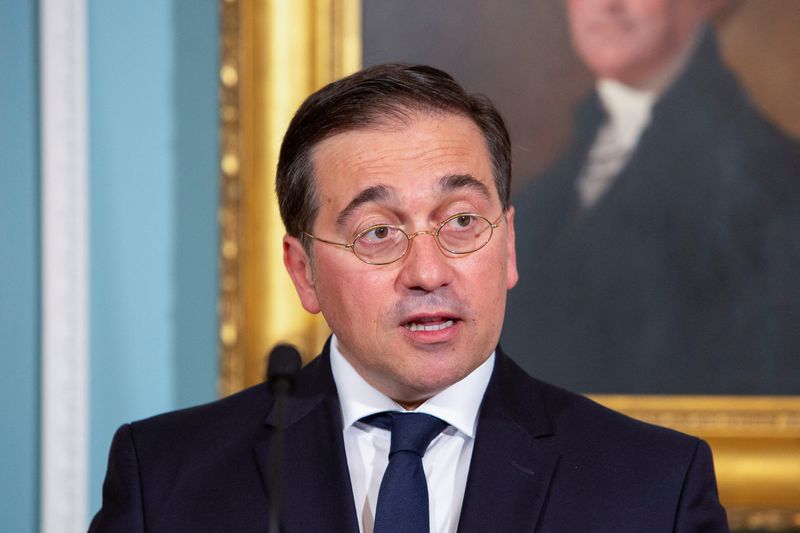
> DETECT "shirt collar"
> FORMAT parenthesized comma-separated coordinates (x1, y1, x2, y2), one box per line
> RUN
(329, 334, 494, 439)
(595, 78, 656, 147)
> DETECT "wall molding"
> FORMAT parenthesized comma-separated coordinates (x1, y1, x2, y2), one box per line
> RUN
(40, 0, 89, 530)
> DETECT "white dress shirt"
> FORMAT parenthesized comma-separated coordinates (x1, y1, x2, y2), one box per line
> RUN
(329, 335, 494, 533)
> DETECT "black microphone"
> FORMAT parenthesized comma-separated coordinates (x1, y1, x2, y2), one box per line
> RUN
(267, 343, 302, 395)
(265, 344, 302, 533)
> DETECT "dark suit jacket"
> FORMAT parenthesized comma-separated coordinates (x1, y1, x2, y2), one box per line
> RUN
(503, 27, 800, 394)
(90, 342, 728, 532)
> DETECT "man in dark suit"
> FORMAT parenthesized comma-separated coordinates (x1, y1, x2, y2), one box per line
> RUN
(503, 0, 800, 394)
(91, 64, 728, 532)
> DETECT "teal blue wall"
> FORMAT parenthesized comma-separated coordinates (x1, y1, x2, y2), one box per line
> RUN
(0, 0, 218, 533)
(0, 2, 40, 532)
(0, 1, 219, 525)
(89, 0, 219, 516)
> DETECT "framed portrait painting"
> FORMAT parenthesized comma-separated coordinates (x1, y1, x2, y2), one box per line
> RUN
(219, 1, 800, 529)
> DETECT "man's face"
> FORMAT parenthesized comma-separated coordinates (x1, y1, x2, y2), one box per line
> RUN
(283, 112, 518, 406)
(566, 0, 713, 85)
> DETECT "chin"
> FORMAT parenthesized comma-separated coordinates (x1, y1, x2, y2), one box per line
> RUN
(407, 364, 470, 394)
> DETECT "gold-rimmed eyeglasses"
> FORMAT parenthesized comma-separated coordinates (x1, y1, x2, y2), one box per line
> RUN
(303, 212, 504, 265)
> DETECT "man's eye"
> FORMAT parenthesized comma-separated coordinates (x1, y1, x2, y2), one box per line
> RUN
(359, 225, 395, 243)
(445, 214, 476, 231)
(369, 226, 390, 239)
(456, 215, 474, 227)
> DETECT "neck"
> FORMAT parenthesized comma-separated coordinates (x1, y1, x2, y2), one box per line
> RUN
(394, 398, 428, 411)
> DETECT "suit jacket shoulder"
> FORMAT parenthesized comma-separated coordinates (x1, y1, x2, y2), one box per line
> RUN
(459, 349, 729, 532)
(89, 351, 355, 533)
(90, 382, 275, 532)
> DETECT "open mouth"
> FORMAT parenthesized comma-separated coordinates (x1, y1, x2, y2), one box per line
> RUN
(403, 317, 457, 332)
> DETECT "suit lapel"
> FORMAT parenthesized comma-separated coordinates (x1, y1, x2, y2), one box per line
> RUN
(254, 347, 359, 533)
(253, 345, 560, 532)
(457, 351, 560, 533)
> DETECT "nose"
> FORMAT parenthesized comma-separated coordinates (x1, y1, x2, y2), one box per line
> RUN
(396, 231, 453, 293)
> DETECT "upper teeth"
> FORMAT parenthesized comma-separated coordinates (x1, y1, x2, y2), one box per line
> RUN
(407, 320, 454, 332)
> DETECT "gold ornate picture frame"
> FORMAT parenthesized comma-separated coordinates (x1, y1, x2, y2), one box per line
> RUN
(592, 395, 800, 530)
(218, 2, 800, 529)
(218, 0, 359, 393)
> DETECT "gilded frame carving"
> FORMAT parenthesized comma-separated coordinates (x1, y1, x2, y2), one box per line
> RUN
(219, 0, 360, 394)
(218, 2, 800, 529)
(592, 395, 800, 530)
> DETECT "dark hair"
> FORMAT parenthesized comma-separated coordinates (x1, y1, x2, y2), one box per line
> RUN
(276, 63, 511, 245)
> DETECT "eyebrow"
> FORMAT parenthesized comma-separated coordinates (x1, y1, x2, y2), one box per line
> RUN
(439, 173, 491, 200)
(336, 184, 395, 228)
(334, 173, 491, 229)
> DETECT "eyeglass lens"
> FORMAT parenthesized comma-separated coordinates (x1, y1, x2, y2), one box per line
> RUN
(352, 214, 494, 264)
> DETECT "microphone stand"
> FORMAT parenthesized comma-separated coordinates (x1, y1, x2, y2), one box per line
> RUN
(266, 344, 302, 533)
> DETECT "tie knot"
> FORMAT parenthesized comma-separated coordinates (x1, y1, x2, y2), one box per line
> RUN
(364, 412, 448, 457)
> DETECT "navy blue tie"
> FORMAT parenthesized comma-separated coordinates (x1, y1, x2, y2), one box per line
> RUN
(364, 412, 448, 533)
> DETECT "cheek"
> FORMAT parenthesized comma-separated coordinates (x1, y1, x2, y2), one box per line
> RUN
(568, 10, 593, 50)
(313, 263, 354, 319)
(315, 265, 390, 329)
(472, 256, 510, 308)
(626, 4, 672, 52)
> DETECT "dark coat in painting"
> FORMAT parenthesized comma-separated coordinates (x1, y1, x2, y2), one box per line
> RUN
(503, 28, 800, 394)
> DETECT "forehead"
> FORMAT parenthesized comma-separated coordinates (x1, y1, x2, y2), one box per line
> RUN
(310, 112, 495, 215)
(568, 0, 700, 21)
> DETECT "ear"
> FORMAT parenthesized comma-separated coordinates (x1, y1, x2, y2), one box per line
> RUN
(283, 235, 321, 314)
(504, 206, 519, 290)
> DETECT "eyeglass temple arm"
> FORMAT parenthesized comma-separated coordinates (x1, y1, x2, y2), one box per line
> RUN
(491, 212, 505, 228)
(303, 231, 355, 250)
